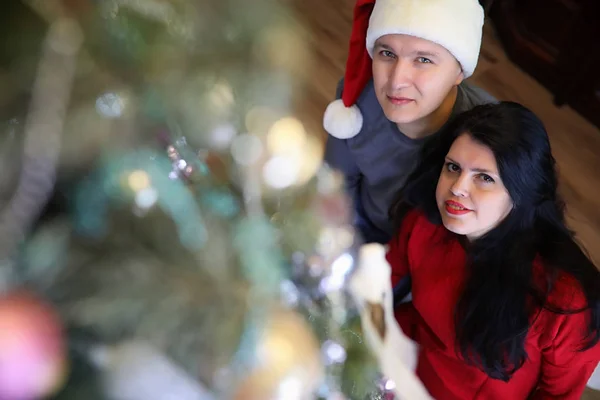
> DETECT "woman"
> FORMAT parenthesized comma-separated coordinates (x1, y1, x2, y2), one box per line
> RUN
(387, 102, 600, 399)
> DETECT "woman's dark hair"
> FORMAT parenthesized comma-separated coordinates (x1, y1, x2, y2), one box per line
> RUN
(390, 101, 600, 381)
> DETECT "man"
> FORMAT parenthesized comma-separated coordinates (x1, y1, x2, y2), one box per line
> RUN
(324, 0, 496, 244)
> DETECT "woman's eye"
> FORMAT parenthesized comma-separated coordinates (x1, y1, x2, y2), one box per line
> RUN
(446, 162, 460, 172)
(478, 174, 495, 183)
(416, 57, 432, 64)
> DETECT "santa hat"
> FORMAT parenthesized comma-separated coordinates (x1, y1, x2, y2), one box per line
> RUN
(323, 0, 485, 139)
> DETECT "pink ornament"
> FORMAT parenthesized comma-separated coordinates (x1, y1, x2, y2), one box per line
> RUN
(0, 290, 67, 400)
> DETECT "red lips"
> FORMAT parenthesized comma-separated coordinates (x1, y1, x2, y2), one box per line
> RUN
(387, 96, 414, 105)
(444, 200, 472, 216)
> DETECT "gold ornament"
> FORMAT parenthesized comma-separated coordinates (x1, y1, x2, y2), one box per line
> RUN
(233, 308, 323, 400)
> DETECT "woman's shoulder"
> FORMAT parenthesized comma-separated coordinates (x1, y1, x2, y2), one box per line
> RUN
(388, 208, 446, 253)
(526, 261, 600, 369)
(552, 273, 588, 311)
(533, 260, 588, 311)
(405, 208, 437, 228)
(386, 208, 447, 276)
(532, 260, 592, 344)
(399, 208, 439, 239)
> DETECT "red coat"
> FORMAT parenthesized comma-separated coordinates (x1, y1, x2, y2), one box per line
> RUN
(387, 209, 600, 399)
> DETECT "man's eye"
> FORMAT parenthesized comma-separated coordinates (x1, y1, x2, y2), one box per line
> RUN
(416, 57, 432, 64)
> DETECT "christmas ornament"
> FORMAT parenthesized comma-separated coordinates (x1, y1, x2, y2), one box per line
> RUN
(0, 290, 67, 399)
(232, 308, 323, 400)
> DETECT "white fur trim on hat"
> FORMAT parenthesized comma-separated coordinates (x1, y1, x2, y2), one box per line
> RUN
(366, 0, 484, 78)
(323, 99, 364, 139)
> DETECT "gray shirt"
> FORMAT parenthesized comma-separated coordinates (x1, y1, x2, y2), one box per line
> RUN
(324, 79, 496, 243)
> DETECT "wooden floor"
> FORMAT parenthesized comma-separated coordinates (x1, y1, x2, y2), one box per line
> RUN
(285, 0, 600, 398)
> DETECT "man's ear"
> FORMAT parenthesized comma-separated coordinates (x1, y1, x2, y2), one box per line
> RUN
(455, 69, 465, 86)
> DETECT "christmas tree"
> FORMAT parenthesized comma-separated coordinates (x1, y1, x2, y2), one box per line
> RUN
(0, 1, 427, 399)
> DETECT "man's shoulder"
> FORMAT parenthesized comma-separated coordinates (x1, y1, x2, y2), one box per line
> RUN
(456, 80, 497, 112)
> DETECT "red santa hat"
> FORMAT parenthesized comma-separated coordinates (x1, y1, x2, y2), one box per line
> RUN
(323, 0, 485, 140)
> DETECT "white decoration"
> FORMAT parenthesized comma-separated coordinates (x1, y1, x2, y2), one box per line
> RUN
(349, 243, 433, 400)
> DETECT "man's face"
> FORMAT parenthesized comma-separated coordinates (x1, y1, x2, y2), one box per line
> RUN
(372, 34, 464, 126)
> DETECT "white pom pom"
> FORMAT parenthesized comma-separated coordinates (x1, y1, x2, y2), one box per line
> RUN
(323, 99, 363, 139)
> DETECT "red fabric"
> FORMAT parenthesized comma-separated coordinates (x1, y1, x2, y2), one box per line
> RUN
(387, 209, 600, 400)
(341, 0, 376, 108)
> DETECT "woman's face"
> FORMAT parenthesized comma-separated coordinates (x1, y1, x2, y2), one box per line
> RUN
(435, 134, 513, 240)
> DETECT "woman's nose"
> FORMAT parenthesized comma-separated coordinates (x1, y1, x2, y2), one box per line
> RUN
(450, 174, 470, 197)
